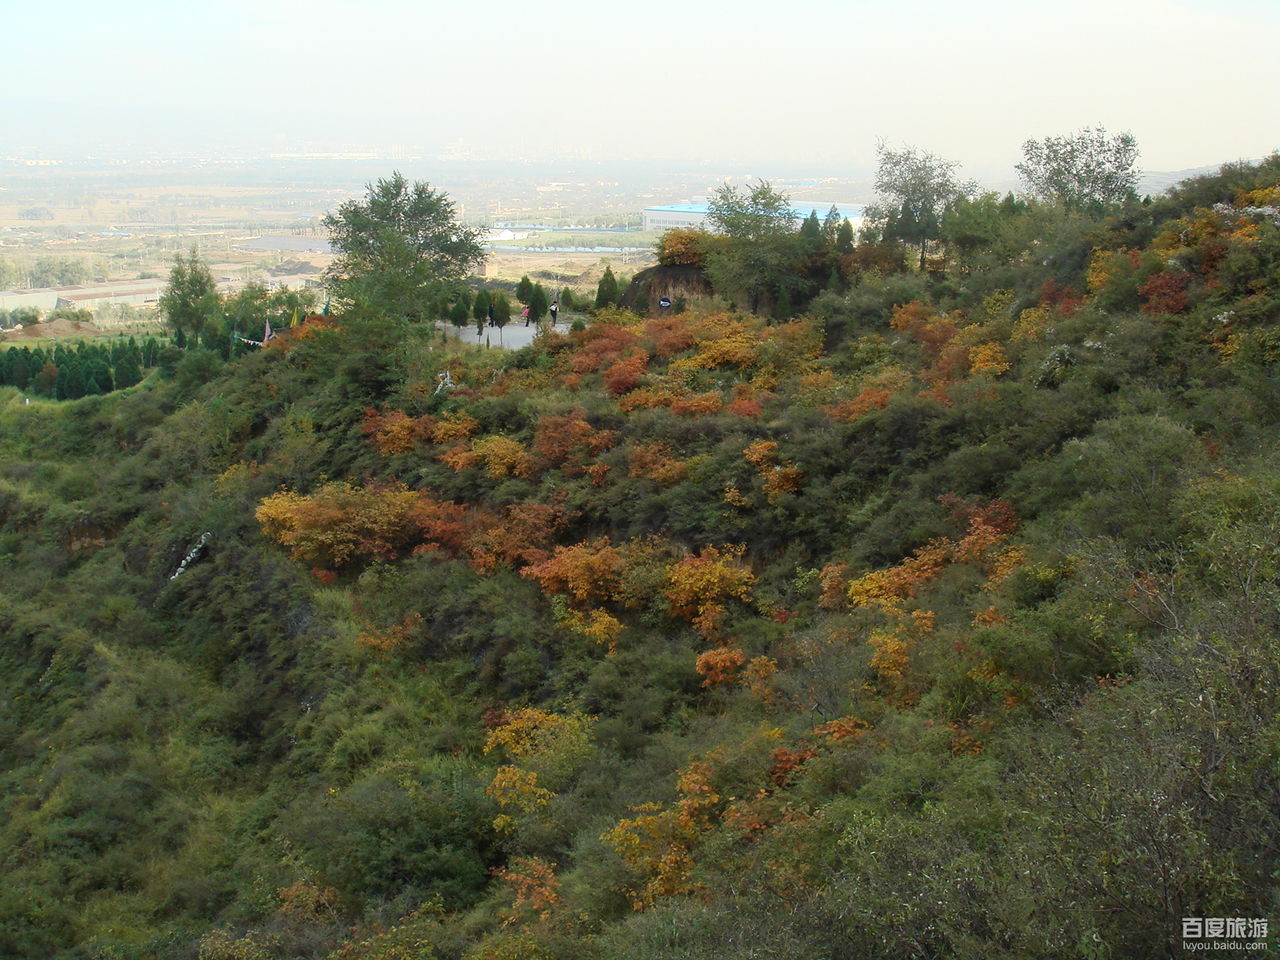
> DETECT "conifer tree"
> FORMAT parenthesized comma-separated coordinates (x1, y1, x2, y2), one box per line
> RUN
(516, 275, 534, 304)
(800, 210, 822, 242)
(836, 219, 855, 254)
(472, 288, 491, 324)
(492, 292, 511, 329)
(823, 205, 842, 245)
(595, 265, 618, 309)
(529, 283, 550, 323)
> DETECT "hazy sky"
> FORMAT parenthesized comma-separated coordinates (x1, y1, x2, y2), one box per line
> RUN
(5, 0, 1277, 175)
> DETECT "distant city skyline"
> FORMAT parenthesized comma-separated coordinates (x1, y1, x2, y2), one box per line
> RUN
(4, 0, 1277, 179)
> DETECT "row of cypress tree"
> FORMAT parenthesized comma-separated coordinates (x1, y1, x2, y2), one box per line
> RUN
(0, 337, 162, 400)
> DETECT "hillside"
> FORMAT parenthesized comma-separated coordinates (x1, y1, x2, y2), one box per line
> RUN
(1, 156, 1279, 960)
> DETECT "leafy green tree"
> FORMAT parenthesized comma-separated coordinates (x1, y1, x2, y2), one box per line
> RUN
(703, 180, 806, 313)
(595, 266, 619, 309)
(158, 249, 220, 345)
(867, 143, 971, 270)
(1017, 126, 1139, 209)
(706, 180, 795, 241)
(323, 172, 484, 319)
(516, 275, 534, 304)
(559, 287, 575, 312)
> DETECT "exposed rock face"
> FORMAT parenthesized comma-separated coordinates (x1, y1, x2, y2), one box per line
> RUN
(618, 264, 711, 314)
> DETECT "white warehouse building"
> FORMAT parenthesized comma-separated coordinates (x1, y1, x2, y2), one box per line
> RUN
(643, 201, 864, 233)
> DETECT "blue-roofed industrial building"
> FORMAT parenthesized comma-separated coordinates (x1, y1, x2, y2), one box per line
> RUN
(642, 202, 864, 232)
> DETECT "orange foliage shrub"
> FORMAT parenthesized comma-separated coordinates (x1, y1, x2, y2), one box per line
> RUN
(431, 411, 480, 444)
(602, 351, 649, 395)
(465, 501, 567, 573)
(644, 313, 697, 358)
(818, 562, 850, 609)
(405, 495, 477, 556)
(616, 387, 672, 412)
(829, 386, 891, 422)
(968, 342, 1012, 377)
(602, 804, 697, 910)
(891, 300, 958, 360)
(669, 391, 723, 416)
(670, 316, 758, 371)
(439, 443, 480, 473)
(762, 464, 804, 499)
(565, 608, 625, 649)
(532, 410, 618, 472)
(276, 880, 341, 922)
(1037, 278, 1084, 314)
(664, 545, 755, 639)
(494, 857, 561, 927)
(725, 383, 766, 418)
(471, 434, 534, 478)
(741, 655, 778, 700)
(847, 539, 951, 614)
(361, 407, 435, 455)
(742, 439, 779, 466)
(827, 367, 910, 422)
(256, 481, 421, 571)
(568, 324, 643, 375)
(797, 369, 839, 403)
(768, 746, 816, 787)
(867, 628, 909, 679)
(657, 227, 715, 266)
(1138, 270, 1191, 315)
(487, 766, 553, 833)
(811, 716, 869, 742)
(695, 645, 746, 687)
(522, 537, 626, 607)
(628, 441, 689, 486)
(355, 613, 423, 653)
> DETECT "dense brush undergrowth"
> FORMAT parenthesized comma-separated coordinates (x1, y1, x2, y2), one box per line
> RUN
(2, 157, 1279, 960)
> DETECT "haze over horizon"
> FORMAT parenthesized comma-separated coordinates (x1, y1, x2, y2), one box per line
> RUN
(4, 0, 1278, 179)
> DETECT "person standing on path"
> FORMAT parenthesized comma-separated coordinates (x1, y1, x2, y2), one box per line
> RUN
(549, 300, 559, 324)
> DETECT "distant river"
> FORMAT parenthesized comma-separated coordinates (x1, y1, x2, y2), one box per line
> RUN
(237, 236, 333, 253)
(486, 244, 647, 253)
